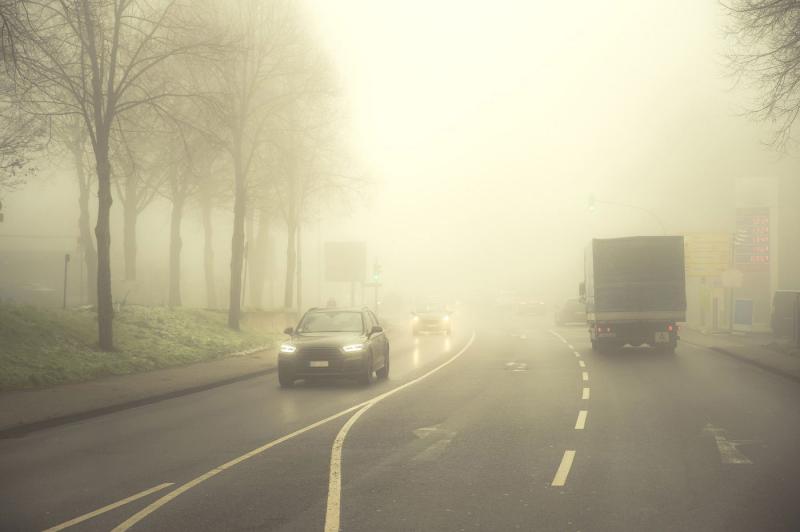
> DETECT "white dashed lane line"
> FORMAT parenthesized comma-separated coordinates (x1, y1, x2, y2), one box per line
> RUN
(582, 387, 590, 400)
(582, 371, 589, 381)
(551, 450, 576, 487)
(575, 410, 588, 430)
(578, 360, 586, 368)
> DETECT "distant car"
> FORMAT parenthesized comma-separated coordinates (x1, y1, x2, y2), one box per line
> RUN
(555, 298, 586, 325)
(278, 307, 390, 387)
(516, 300, 546, 316)
(412, 304, 452, 335)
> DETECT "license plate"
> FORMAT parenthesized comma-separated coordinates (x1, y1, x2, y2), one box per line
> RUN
(309, 360, 329, 368)
(654, 332, 670, 343)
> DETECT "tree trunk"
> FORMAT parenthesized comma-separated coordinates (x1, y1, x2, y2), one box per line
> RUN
(249, 209, 270, 308)
(168, 194, 184, 307)
(200, 190, 217, 308)
(122, 177, 138, 281)
(296, 223, 302, 311)
(284, 220, 297, 309)
(95, 140, 114, 351)
(228, 155, 246, 330)
(73, 144, 97, 305)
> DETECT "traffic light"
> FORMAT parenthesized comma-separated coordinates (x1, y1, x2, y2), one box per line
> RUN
(372, 262, 382, 282)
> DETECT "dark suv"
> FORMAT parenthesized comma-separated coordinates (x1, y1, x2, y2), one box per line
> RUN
(278, 307, 390, 387)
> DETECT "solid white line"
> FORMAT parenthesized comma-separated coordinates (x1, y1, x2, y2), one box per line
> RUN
(113, 332, 477, 532)
(582, 387, 590, 400)
(551, 450, 576, 487)
(43, 483, 174, 532)
(324, 403, 374, 532)
(578, 360, 586, 368)
(582, 371, 589, 381)
(575, 410, 588, 430)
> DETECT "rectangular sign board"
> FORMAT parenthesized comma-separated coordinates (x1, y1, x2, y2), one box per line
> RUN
(684, 233, 731, 277)
(734, 208, 770, 271)
(325, 241, 366, 283)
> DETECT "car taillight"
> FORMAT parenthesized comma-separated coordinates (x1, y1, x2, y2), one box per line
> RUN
(667, 324, 674, 332)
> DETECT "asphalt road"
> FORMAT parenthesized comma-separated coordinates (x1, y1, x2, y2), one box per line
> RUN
(2, 309, 800, 531)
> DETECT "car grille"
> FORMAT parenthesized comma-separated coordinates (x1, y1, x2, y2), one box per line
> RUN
(297, 346, 341, 359)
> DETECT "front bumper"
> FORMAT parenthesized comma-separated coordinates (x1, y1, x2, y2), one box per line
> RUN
(279, 352, 368, 377)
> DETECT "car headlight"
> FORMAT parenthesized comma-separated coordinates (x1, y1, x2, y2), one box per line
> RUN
(412, 316, 419, 322)
(443, 315, 450, 321)
(342, 343, 365, 353)
(280, 343, 297, 354)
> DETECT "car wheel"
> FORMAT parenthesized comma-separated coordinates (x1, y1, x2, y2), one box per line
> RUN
(278, 368, 295, 388)
(376, 352, 390, 379)
(358, 354, 375, 385)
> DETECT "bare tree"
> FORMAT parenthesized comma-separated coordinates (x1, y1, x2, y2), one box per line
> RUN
(14, 0, 215, 350)
(187, 0, 296, 329)
(51, 115, 98, 304)
(112, 118, 164, 282)
(725, 0, 800, 149)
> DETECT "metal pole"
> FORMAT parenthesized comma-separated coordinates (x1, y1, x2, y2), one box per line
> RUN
(63, 254, 70, 309)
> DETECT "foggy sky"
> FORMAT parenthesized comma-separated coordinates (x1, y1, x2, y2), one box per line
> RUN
(2, 0, 798, 309)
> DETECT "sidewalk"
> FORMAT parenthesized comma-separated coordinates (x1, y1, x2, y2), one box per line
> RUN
(681, 328, 800, 383)
(0, 346, 277, 437)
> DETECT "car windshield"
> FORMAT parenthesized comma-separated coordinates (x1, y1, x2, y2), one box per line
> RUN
(298, 311, 363, 333)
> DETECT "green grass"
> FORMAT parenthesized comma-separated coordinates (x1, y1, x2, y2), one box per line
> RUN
(0, 304, 276, 390)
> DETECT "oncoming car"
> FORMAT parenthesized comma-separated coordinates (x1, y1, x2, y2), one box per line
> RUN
(278, 307, 390, 387)
(411, 304, 452, 335)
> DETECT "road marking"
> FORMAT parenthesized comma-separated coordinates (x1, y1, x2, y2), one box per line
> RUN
(578, 360, 586, 368)
(703, 423, 753, 464)
(113, 332, 477, 532)
(575, 410, 588, 430)
(582, 371, 589, 381)
(551, 450, 576, 486)
(324, 402, 374, 532)
(43, 483, 174, 532)
(582, 387, 590, 400)
(574, 351, 581, 358)
(549, 330, 567, 343)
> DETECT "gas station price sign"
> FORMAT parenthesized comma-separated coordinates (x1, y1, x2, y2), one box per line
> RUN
(734, 208, 770, 271)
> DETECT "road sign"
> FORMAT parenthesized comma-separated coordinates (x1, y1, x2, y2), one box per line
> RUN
(684, 233, 731, 277)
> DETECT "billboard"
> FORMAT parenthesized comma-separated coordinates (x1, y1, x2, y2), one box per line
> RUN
(684, 233, 731, 277)
(325, 242, 366, 282)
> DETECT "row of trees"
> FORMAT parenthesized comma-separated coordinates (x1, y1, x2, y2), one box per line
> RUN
(1, 0, 360, 350)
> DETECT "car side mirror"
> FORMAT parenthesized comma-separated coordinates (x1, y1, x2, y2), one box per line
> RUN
(283, 327, 293, 335)
(370, 325, 383, 336)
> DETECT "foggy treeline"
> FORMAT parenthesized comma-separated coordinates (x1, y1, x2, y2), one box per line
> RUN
(1, 0, 360, 350)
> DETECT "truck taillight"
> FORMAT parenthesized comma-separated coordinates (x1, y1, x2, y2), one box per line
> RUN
(667, 324, 674, 332)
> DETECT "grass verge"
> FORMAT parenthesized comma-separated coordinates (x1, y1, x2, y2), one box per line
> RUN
(0, 304, 276, 390)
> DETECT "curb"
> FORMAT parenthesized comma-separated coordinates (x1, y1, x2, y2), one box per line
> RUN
(683, 339, 800, 385)
(0, 364, 277, 440)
